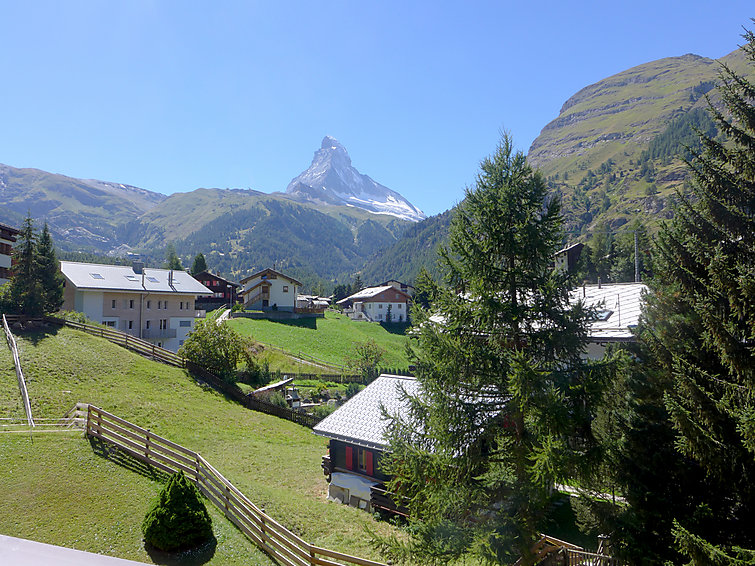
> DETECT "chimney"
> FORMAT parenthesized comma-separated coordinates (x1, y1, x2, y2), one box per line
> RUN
(597, 277, 602, 289)
(132, 261, 144, 274)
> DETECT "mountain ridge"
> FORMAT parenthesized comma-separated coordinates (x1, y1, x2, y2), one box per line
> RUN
(284, 136, 425, 222)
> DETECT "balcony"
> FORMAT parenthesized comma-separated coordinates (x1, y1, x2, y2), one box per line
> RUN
(141, 328, 177, 340)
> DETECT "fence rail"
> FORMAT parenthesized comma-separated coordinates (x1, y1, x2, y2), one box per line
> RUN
(85, 405, 387, 566)
(4, 315, 326, 428)
(2, 314, 34, 428)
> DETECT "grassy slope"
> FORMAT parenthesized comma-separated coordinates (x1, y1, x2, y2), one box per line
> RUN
(0, 332, 25, 420)
(1, 325, 398, 562)
(228, 311, 411, 369)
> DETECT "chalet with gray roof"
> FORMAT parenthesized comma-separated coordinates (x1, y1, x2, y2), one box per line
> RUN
(239, 268, 301, 312)
(314, 374, 420, 513)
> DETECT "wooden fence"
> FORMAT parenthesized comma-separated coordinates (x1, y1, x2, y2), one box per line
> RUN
(85, 405, 387, 566)
(4, 314, 324, 428)
(2, 314, 34, 428)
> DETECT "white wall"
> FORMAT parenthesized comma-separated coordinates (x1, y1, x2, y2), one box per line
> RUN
(364, 301, 408, 322)
(267, 280, 297, 309)
(75, 290, 104, 322)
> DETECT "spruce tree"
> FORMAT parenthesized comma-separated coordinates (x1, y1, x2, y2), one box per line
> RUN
(36, 222, 64, 313)
(190, 253, 207, 276)
(382, 135, 602, 564)
(8, 215, 44, 316)
(641, 24, 755, 563)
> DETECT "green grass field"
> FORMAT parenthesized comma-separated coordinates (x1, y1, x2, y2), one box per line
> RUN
(228, 311, 411, 369)
(0, 325, 400, 564)
(0, 331, 26, 421)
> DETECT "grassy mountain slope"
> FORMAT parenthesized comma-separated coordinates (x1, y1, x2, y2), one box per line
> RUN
(0, 164, 165, 249)
(528, 48, 755, 236)
(0, 325, 398, 562)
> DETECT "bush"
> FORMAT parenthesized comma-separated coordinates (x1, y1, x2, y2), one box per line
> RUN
(179, 318, 257, 381)
(268, 391, 289, 409)
(142, 471, 213, 552)
(311, 403, 337, 420)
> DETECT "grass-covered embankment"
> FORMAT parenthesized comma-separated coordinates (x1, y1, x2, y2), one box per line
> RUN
(228, 310, 411, 369)
(0, 325, 400, 563)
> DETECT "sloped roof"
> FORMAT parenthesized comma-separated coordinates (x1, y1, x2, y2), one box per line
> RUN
(60, 261, 211, 295)
(239, 267, 302, 286)
(570, 282, 648, 341)
(337, 285, 411, 305)
(194, 270, 240, 288)
(313, 374, 420, 450)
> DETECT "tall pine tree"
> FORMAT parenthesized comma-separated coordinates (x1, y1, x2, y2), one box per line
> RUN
(382, 135, 603, 564)
(8, 215, 44, 316)
(36, 222, 64, 313)
(642, 23, 755, 563)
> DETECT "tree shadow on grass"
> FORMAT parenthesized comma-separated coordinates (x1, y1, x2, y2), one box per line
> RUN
(144, 537, 217, 566)
(88, 436, 169, 484)
(379, 322, 410, 336)
(10, 323, 61, 345)
(266, 317, 318, 330)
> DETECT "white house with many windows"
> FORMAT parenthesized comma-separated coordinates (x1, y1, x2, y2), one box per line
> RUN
(0, 222, 21, 284)
(337, 285, 411, 322)
(60, 261, 211, 352)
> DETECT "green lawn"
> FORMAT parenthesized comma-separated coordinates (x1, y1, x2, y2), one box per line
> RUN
(228, 311, 411, 369)
(1, 325, 400, 563)
(0, 330, 25, 420)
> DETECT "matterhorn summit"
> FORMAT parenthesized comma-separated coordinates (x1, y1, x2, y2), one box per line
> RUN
(285, 136, 425, 222)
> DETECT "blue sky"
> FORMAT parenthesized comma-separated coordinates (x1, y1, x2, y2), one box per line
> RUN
(1, 2, 753, 216)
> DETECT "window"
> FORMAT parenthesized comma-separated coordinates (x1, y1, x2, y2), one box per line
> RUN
(147, 276, 159, 283)
(90, 273, 104, 280)
(379, 304, 383, 309)
(283, 285, 289, 293)
(111, 299, 116, 309)
(179, 320, 191, 327)
(129, 299, 134, 309)
(397, 304, 402, 309)
(160, 319, 167, 330)
(357, 448, 373, 475)
(146, 300, 151, 309)
(104, 321, 115, 327)
(128, 320, 133, 330)
(146, 320, 151, 329)
(163, 301, 168, 309)
(179, 301, 183, 310)
(157, 301, 162, 309)
(125, 275, 138, 282)
(593, 309, 613, 322)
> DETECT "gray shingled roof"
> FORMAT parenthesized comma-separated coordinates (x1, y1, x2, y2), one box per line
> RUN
(60, 261, 211, 295)
(313, 374, 420, 450)
(570, 282, 647, 341)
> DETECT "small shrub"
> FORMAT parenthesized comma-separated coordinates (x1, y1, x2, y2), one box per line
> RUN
(311, 403, 337, 420)
(142, 471, 213, 552)
(345, 383, 364, 399)
(268, 391, 289, 409)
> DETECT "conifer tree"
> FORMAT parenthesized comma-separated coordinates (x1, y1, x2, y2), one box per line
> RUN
(36, 222, 64, 313)
(382, 135, 602, 564)
(641, 23, 755, 563)
(190, 252, 207, 276)
(7, 215, 44, 316)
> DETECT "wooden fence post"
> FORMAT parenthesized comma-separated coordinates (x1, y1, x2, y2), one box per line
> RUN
(195, 454, 201, 484)
(145, 430, 151, 464)
(86, 404, 92, 435)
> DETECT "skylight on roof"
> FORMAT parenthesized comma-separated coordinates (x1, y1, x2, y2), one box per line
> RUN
(146, 276, 159, 283)
(90, 273, 104, 280)
(593, 309, 613, 321)
(124, 275, 138, 281)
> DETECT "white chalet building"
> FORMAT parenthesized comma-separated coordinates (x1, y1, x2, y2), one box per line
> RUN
(337, 285, 411, 323)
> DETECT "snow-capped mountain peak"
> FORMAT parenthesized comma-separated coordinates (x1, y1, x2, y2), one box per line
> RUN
(285, 136, 425, 222)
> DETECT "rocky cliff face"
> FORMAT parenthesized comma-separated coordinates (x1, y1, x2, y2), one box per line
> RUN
(285, 136, 425, 222)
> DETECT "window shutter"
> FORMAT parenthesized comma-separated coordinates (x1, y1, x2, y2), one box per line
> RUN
(345, 446, 353, 470)
(365, 450, 373, 476)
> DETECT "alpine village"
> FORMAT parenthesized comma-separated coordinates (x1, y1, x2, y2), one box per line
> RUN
(2, 18, 755, 566)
